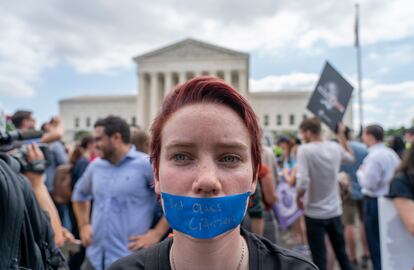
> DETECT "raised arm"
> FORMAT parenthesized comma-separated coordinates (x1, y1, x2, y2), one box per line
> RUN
(24, 144, 64, 246)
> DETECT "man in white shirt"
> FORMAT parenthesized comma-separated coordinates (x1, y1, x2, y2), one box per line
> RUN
(296, 117, 354, 270)
(357, 124, 400, 270)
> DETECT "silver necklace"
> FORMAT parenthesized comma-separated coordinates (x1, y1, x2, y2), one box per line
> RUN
(170, 237, 246, 270)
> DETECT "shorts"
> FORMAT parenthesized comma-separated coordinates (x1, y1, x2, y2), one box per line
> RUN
(342, 197, 364, 225)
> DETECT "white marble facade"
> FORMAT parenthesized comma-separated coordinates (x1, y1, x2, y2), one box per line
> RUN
(59, 38, 353, 142)
(134, 39, 249, 130)
(59, 95, 138, 142)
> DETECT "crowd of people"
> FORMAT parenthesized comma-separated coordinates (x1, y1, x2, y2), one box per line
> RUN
(2, 76, 414, 270)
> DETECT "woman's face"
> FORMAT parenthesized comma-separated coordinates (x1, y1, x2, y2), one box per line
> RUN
(155, 102, 256, 197)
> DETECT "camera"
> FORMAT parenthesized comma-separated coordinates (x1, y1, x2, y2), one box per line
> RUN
(0, 129, 50, 174)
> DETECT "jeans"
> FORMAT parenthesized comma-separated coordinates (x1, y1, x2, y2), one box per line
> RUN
(364, 196, 381, 270)
(305, 215, 354, 270)
(55, 202, 72, 231)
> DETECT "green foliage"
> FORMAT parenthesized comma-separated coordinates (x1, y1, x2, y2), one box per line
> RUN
(74, 130, 91, 141)
(385, 126, 407, 137)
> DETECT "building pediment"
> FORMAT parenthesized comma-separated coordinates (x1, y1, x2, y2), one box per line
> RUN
(134, 38, 248, 62)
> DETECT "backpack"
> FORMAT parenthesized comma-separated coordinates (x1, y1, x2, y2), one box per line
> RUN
(338, 172, 352, 201)
(51, 164, 73, 204)
(0, 158, 67, 270)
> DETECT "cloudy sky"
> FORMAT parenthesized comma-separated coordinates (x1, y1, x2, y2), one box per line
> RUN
(1, 0, 413, 129)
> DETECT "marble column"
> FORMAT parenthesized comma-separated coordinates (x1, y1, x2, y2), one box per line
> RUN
(149, 73, 160, 124)
(194, 70, 202, 78)
(164, 72, 173, 97)
(179, 71, 187, 84)
(224, 70, 232, 86)
(239, 70, 248, 96)
(209, 70, 217, 78)
(138, 72, 147, 129)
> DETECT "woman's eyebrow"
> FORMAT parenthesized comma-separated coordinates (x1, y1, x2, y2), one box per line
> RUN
(164, 141, 249, 151)
(165, 141, 195, 150)
(215, 141, 249, 151)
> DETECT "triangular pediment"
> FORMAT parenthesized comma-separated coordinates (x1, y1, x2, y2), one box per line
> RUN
(134, 38, 248, 62)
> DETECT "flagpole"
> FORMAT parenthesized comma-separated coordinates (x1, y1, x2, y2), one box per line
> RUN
(355, 3, 364, 133)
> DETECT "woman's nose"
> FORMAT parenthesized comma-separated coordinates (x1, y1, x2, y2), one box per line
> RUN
(192, 161, 221, 196)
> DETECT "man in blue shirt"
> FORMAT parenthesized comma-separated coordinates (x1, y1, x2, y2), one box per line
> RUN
(340, 127, 369, 269)
(72, 116, 169, 270)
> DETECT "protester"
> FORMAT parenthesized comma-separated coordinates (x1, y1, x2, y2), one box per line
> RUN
(388, 145, 414, 236)
(41, 118, 71, 230)
(340, 127, 370, 269)
(357, 124, 400, 270)
(110, 77, 317, 269)
(130, 127, 170, 243)
(67, 135, 95, 270)
(23, 144, 68, 247)
(278, 136, 294, 172)
(11, 111, 70, 246)
(244, 154, 277, 238)
(278, 136, 308, 254)
(404, 127, 414, 148)
(72, 116, 169, 270)
(387, 135, 405, 159)
(0, 144, 69, 269)
(11, 110, 64, 143)
(296, 117, 355, 270)
(131, 127, 150, 154)
(247, 136, 278, 242)
(69, 135, 96, 189)
(260, 141, 279, 243)
(244, 166, 266, 236)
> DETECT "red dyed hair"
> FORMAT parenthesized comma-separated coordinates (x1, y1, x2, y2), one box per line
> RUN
(149, 76, 262, 179)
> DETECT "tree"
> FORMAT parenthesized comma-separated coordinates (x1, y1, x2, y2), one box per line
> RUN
(74, 130, 91, 141)
(385, 126, 407, 137)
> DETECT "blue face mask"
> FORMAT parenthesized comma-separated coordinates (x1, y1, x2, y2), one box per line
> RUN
(161, 192, 250, 239)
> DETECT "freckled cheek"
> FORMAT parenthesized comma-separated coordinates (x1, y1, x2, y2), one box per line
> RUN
(220, 169, 254, 193)
(157, 166, 195, 194)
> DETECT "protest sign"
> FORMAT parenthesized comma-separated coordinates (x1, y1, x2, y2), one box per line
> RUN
(273, 176, 303, 230)
(307, 62, 354, 131)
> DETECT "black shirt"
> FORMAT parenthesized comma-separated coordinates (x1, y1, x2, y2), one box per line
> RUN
(109, 228, 317, 270)
(389, 173, 414, 200)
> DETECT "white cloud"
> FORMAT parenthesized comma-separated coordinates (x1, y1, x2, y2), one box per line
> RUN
(250, 72, 318, 91)
(350, 79, 414, 128)
(0, 13, 54, 97)
(1, 0, 413, 98)
(0, 76, 34, 97)
(363, 80, 414, 99)
(251, 72, 414, 128)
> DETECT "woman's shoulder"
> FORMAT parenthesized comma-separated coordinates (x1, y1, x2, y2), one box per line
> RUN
(243, 229, 317, 270)
(109, 238, 173, 270)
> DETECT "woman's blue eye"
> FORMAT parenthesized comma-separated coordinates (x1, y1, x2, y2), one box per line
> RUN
(221, 155, 240, 163)
(174, 154, 189, 161)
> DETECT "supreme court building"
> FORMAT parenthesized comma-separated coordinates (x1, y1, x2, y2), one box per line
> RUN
(59, 38, 352, 142)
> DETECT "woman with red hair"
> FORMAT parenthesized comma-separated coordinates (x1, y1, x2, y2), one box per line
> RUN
(110, 77, 316, 270)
